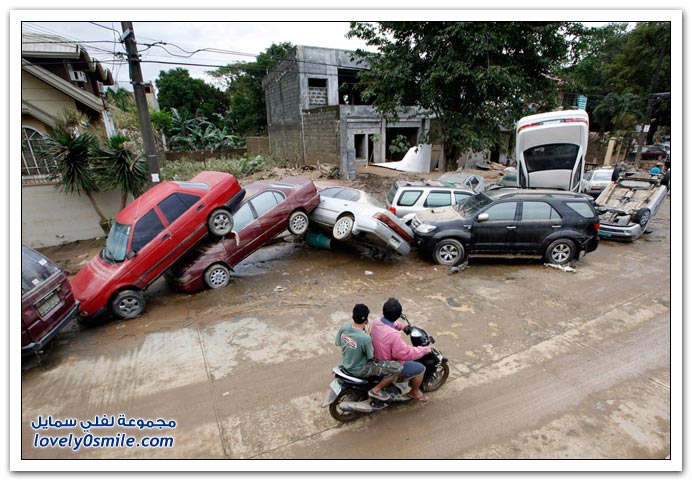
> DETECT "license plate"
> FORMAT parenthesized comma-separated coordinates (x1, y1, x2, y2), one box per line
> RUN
(600, 231, 612, 238)
(36, 293, 60, 317)
(329, 379, 342, 396)
(388, 237, 402, 249)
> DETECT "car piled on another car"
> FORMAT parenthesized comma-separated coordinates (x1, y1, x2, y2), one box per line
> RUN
(167, 178, 320, 293)
(410, 189, 600, 266)
(21, 245, 79, 357)
(580, 167, 614, 197)
(71, 171, 245, 325)
(594, 171, 668, 241)
(310, 184, 414, 256)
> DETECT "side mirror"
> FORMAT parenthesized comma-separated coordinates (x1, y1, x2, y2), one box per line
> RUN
(126, 250, 137, 260)
(477, 213, 489, 222)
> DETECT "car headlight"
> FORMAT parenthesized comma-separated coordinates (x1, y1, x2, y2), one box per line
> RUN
(415, 223, 437, 234)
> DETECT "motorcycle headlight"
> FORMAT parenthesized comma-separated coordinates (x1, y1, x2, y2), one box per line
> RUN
(415, 223, 437, 234)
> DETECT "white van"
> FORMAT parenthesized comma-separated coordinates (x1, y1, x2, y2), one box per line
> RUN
(515, 110, 589, 192)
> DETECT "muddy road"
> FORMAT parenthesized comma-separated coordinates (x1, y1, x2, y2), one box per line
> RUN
(21, 192, 672, 462)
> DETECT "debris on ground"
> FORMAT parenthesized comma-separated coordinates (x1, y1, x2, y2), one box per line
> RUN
(274, 286, 287, 292)
(448, 262, 469, 275)
(364, 271, 374, 276)
(544, 263, 576, 272)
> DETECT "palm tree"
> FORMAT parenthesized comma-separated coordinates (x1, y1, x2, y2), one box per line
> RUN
(91, 134, 149, 210)
(45, 112, 110, 233)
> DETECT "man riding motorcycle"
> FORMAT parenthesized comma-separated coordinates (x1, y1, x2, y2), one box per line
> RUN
(370, 297, 432, 402)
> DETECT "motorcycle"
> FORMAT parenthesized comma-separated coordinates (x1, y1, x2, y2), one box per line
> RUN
(323, 314, 449, 422)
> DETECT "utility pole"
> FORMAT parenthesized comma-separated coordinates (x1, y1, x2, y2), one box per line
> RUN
(121, 21, 160, 186)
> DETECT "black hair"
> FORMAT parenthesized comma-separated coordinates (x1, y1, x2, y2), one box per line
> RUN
(383, 297, 402, 322)
(352, 304, 370, 325)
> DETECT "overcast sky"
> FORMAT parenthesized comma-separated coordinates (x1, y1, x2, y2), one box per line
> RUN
(21, 20, 374, 89)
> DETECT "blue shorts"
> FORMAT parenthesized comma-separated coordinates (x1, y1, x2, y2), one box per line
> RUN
(400, 360, 425, 379)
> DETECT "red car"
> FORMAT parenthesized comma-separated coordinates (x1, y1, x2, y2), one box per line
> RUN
(71, 171, 244, 325)
(166, 178, 320, 293)
(22, 245, 79, 357)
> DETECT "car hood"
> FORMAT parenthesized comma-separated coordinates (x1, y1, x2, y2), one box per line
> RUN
(415, 206, 461, 223)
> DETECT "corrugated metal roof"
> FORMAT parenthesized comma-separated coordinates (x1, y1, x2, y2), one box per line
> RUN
(21, 32, 81, 58)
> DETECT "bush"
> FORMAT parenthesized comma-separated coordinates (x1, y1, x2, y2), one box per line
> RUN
(160, 154, 277, 181)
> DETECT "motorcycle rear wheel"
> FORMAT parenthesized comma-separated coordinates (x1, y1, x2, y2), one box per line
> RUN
(424, 362, 449, 392)
(329, 388, 368, 422)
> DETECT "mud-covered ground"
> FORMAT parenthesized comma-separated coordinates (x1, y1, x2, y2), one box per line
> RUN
(21, 167, 672, 464)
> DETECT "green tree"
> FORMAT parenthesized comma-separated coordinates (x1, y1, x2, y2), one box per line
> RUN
(155, 68, 229, 120)
(105, 87, 135, 111)
(44, 111, 109, 232)
(91, 134, 149, 210)
(347, 22, 576, 166)
(209, 42, 294, 136)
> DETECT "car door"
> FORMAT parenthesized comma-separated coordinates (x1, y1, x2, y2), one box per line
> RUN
(423, 190, 453, 209)
(127, 208, 172, 288)
(312, 187, 345, 226)
(471, 201, 518, 253)
(248, 190, 290, 243)
(155, 191, 204, 269)
(514, 201, 564, 253)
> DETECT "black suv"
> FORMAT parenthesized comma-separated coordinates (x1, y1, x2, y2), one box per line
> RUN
(410, 189, 600, 266)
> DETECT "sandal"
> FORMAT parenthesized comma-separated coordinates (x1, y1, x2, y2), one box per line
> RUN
(406, 392, 430, 402)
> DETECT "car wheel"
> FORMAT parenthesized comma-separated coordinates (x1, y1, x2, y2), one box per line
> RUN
(208, 208, 234, 237)
(332, 214, 354, 240)
(433, 239, 466, 266)
(204, 263, 230, 289)
(545, 239, 576, 265)
(633, 208, 651, 231)
(288, 210, 309, 236)
(110, 290, 145, 319)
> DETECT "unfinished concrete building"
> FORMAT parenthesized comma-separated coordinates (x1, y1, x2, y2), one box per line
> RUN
(262, 46, 440, 179)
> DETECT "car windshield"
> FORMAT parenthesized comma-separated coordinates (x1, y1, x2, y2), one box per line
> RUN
(102, 221, 131, 263)
(22, 246, 61, 295)
(593, 171, 613, 181)
(454, 192, 493, 217)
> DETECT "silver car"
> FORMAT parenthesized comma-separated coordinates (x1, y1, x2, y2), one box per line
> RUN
(580, 167, 614, 197)
(385, 179, 475, 218)
(310, 185, 414, 255)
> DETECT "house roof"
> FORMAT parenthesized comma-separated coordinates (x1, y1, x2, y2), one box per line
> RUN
(21, 32, 114, 84)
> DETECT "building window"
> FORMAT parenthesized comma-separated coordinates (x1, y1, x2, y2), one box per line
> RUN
(21, 126, 54, 179)
(308, 78, 328, 106)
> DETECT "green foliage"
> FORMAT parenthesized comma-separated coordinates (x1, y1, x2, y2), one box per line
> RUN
(45, 113, 100, 196)
(348, 22, 575, 163)
(208, 42, 294, 136)
(91, 134, 149, 203)
(388, 134, 411, 155)
(160, 155, 275, 181)
(150, 110, 172, 134)
(155, 68, 229, 120)
(105, 87, 135, 112)
(168, 109, 245, 152)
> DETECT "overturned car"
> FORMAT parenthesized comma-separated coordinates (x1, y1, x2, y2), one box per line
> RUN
(594, 172, 669, 241)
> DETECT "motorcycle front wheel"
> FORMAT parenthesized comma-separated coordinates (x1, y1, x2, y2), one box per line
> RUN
(424, 362, 450, 392)
(329, 388, 368, 423)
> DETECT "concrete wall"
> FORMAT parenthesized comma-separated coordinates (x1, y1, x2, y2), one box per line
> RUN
(246, 137, 270, 156)
(22, 71, 75, 120)
(21, 183, 122, 248)
(302, 106, 339, 165)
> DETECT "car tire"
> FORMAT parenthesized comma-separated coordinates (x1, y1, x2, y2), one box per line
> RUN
(332, 214, 354, 240)
(545, 239, 576, 265)
(110, 289, 145, 319)
(633, 208, 652, 231)
(204, 263, 231, 289)
(433, 239, 466, 266)
(208, 208, 234, 237)
(288, 210, 309, 236)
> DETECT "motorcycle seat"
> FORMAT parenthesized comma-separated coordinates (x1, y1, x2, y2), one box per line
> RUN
(333, 366, 370, 384)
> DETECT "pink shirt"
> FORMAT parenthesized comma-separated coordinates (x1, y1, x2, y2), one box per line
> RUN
(370, 317, 431, 362)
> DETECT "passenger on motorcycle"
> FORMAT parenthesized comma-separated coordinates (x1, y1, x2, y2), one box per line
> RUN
(370, 298, 432, 402)
(335, 304, 402, 402)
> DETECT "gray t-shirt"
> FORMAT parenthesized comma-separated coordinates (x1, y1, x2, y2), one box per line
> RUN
(335, 322, 374, 376)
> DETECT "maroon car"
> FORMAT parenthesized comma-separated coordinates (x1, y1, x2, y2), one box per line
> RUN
(22, 245, 78, 357)
(166, 178, 320, 293)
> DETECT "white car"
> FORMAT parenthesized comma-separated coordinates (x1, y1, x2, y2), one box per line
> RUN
(310, 185, 414, 255)
(385, 179, 475, 218)
(580, 167, 614, 197)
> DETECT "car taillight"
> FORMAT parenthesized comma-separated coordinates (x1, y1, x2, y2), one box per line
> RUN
(389, 206, 397, 215)
(594, 223, 600, 232)
(373, 212, 413, 243)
